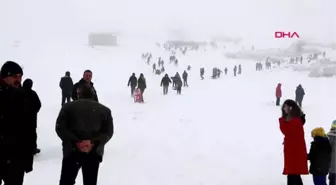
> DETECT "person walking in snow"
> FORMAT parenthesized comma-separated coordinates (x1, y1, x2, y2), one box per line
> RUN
(22, 78, 42, 155)
(276, 83, 282, 106)
(56, 84, 114, 185)
(328, 121, 336, 185)
(172, 72, 180, 89)
(200, 68, 205, 80)
(279, 99, 309, 185)
(160, 74, 172, 95)
(175, 77, 182, 94)
(152, 63, 156, 73)
(59, 71, 73, 106)
(233, 65, 237, 76)
(308, 127, 332, 185)
(295, 84, 305, 107)
(238, 64, 242, 75)
(182, 70, 188, 87)
(72, 70, 98, 102)
(224, 67, 228, 75)
(137, 73, 146, 102)
(127, 73, 137, 96)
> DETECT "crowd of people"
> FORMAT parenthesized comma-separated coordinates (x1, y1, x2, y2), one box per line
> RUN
(279, 99, 335, 185)
(0, 61, 114, 185)
(0, 44, 333, 185)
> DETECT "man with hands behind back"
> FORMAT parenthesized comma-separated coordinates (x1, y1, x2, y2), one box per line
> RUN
(55, 84, 113, 185)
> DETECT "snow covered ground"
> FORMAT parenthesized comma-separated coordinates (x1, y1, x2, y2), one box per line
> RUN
(1, 41, 335, 185)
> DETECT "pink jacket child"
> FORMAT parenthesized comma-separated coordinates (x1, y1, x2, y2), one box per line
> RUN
(134, 88, 142, 103)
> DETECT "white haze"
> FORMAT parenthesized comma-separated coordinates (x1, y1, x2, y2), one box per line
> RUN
(0, 0, 335, 46)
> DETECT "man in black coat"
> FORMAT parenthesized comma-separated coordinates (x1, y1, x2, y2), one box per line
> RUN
(137, 73, 146, 102)
(60, 71, 73, 106)
(295, 84, 305, 107)
(22, 78, 42, 155)
(160, 74, 172, 95)
(127, 73, 137, 96)
(182, 70, 188, 87)
(0, 61, 35, 185)
(56, 84, 114, 185)
(72, 70, 98, 102)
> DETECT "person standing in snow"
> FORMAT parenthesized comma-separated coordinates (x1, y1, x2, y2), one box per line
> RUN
(137, 73, 146, 102)
(279, 99, 309, 185)
(59, 71, 73, 106)
(160, 74, 172, 95)
(295, 84, 305, 107)
(56, 84, 113, 185)
(22, 78, 42, 155)
(0, 61, 36, 185)
(328, 121, 336, 185)
(238, 64, 242, 75)
(152, 63, 156, 73)
(276, 83, 282, 106)
(72, 70, 98, 102)
(308, 127, 332, 185)
(127, 73, 137, 96)
(233, 65, 237, 76)
(173, 74, 182, 95)
(175, 78, 182, 94)
(200, 68, 204, 80)
(182, 70, 188, 87)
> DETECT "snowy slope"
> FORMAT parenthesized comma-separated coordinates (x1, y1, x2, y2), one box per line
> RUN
(1, 41, 335, 185)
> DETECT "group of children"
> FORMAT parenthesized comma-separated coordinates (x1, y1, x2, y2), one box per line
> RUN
(308, 120, 336, 185)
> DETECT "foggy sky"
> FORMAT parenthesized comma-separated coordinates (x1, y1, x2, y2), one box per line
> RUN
(0, 0, 335, 43)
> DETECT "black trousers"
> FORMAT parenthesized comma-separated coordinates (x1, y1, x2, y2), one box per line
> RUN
(287, 175, 303, 185)
(295, 98, 303, 107)
(130, 86, 136, 96)
(163, 86, 168, 95)
(276, 97, 281, 106)
(176, 85, 182, 94)
(183, 79, 188, 87)
(59, 152, 101, 185)
(62, 93, 71, 106)
(0, 159, 25, 185)
(139, 88, 145, 102)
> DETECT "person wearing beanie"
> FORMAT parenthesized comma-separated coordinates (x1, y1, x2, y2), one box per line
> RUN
(308, 127, 332, 185)
(328, 120, 336, 185)
(22, 78, 42, 155)
(0, 61, 35, 185)
(0, 61, 23, 88)
(59, 71, 73, 106)
(71, 70, 98, 102)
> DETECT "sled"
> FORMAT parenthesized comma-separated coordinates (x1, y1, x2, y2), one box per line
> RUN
(133, 89, 143, 103)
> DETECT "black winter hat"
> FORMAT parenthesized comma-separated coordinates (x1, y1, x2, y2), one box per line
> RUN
(0, 61, 23, 78)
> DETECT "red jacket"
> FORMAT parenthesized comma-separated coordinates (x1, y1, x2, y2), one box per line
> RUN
(279, 117, 309, 175)
(276, 84, 282, 98)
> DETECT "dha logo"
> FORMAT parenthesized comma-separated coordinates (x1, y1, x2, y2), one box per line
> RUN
(274, 32, 300, 39)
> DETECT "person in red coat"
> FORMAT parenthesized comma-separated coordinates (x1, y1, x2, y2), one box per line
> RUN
(276, 83, 282, 106)
(280, 99, 309, 185)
